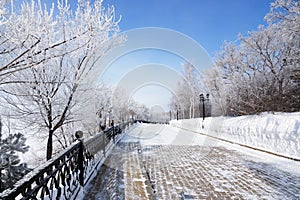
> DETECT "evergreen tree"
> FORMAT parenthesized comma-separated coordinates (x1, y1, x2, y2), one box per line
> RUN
(0, 118, 31, 192)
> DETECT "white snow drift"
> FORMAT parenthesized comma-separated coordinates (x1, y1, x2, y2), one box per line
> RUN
(170, 112, 300, 159)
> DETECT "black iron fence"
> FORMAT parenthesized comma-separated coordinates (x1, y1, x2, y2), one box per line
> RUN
(0, 121, 133, 200)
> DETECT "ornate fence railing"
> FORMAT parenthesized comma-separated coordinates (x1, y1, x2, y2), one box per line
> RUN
(0, 121, 133, 200)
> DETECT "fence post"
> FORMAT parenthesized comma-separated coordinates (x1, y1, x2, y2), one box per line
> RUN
(75, 130, 84, 186)
(111, 120, 115, 143)
(0, 169, 2, 192)
(113, 127, 115, 143)
(78, 141, 84, 186)
(0, 117, 2, 191)
(102, 131, 106, 157)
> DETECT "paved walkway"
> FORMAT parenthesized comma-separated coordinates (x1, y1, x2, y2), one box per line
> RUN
(83, 141, 300, 199)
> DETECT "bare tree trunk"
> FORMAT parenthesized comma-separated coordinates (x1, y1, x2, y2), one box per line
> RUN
(46, 130, 54, 160)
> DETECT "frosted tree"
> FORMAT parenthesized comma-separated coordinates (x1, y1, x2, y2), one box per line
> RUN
(95, 83, 113, 130)
(209, 26, 297, 115)
(0, 0, 11, 26)
(204, 0, 300, 115)
(266, 0, 300, 63)
(202, 66, 227, 115)
(134, 104, 150, 121)
(0, 0, 69, 82)
(78, 82, 113, 135)
(1, 0, 124, 160)
(111, 87, 131, 123)
(0, 118, 30, 192)
(169, 62, 204, 119)
(265, 0, 300, 110)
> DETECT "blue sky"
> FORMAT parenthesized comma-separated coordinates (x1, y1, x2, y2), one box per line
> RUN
(13, 0, 273, 58)
(33, 0, 273, 55)
(103, 0, 273, 56)
(99, 0, 273, 110)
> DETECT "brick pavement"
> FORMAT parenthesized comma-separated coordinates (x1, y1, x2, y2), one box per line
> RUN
(83, 142, 300, 199)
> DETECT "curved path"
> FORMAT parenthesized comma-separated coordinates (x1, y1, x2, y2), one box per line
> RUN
(83, 124, 300, 199)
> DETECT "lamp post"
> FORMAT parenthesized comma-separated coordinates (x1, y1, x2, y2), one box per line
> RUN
(108, 107, 112, 126)
(176, 105, 179, 120)
(199, 93, 209, 128)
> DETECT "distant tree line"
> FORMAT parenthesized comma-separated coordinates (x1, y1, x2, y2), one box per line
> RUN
(169, 62, 212, 119)
(169, 0, 299, 117)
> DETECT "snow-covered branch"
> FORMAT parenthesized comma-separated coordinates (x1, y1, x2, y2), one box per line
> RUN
(204, 0, 300, 115)
(0, 0, 124, 160)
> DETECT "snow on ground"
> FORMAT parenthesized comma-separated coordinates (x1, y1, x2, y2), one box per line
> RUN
(170, 112, 300, 160)
(123, 123, 218, 147)
(84, 122, 300, 199)
(123, 121, 300, 176)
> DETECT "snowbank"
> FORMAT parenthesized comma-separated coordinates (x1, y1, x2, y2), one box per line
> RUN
(170, 112, 300, 159)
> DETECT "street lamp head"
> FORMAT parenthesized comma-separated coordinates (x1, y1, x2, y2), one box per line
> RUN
(75, 130, 83, 139)
(206, 93, 209, 100)
(199, 93, 204, 101)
